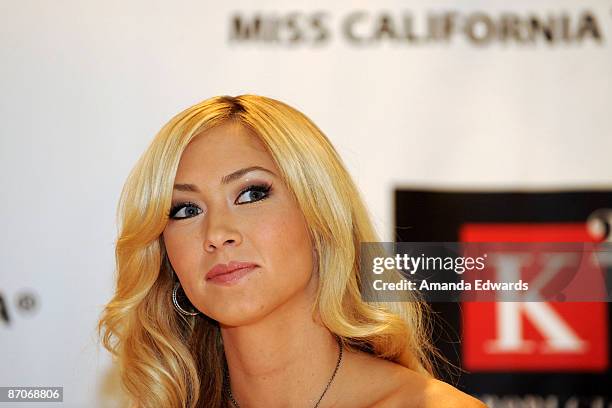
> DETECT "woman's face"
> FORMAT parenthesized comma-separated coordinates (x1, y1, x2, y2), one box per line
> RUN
(162, 121, 318, 326)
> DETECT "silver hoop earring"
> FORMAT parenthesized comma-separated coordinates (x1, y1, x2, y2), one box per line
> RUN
(172, 282, 200, 316)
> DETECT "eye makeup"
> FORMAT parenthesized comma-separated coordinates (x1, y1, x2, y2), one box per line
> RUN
(167, 182, 273, 220)
(168, 201, 202, 219)
(235, 182, 272, 205)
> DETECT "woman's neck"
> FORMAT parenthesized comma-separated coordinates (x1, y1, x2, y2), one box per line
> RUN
(220, 291, 341, 407)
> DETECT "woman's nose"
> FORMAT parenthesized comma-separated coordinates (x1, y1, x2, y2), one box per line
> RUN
(202, 206, 242, 253)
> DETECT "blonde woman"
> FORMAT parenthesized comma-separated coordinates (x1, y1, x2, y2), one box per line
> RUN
(98, 95, 485, 408)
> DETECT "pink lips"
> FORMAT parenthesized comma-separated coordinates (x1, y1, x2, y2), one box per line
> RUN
(206, 261, 258, 284)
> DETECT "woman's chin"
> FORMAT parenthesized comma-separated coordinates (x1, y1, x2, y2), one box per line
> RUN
(206, 304, 272, 328)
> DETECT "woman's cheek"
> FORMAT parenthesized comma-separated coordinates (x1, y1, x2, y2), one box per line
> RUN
(164, 230, 199, 281)
(247, 210, 287, 246)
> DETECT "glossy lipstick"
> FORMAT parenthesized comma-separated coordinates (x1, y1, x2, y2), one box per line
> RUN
(206, 261, 257, 285)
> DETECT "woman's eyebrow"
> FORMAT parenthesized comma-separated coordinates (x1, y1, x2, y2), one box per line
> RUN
(173, 165, 275, 192)
(220, 165, 275, 185)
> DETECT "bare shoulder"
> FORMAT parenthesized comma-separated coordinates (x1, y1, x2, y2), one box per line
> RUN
(376, 368, 487, 408)
(407, 376, 486, 408)
(336, 348, 486, 408)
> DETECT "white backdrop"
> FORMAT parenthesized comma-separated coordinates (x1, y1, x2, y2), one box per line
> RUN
(1, 1, 611, 406)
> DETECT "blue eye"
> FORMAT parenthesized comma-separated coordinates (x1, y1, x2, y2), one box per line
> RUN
(167, 183, 272, 220)
(168, 202, 202, 219)
(235, 183, 272, 205)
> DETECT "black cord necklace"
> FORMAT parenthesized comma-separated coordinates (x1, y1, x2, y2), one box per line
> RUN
(224, 335, 344, 408)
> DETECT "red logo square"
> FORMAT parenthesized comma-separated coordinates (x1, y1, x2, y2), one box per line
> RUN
(460, 223, 608, 372)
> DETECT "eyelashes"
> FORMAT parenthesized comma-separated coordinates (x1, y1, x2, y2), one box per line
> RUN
(167, 182, 273, 220)
(235, 182, 272, 205)
(168, 201, 201, 219)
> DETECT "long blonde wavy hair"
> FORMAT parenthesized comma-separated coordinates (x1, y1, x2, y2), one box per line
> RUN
(98, 94, 441, 408)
